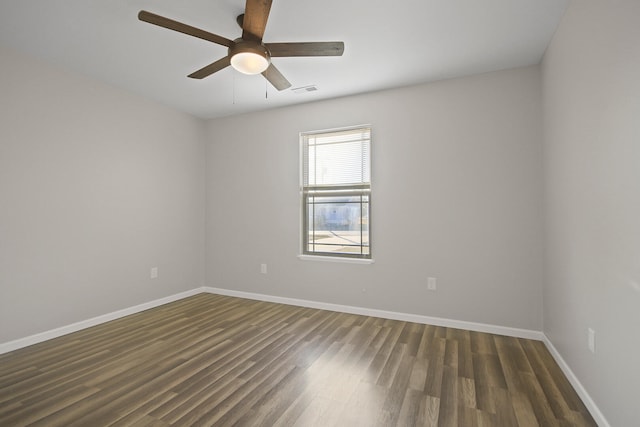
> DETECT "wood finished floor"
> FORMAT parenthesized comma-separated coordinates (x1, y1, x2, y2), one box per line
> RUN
(0, 293, 596, 427)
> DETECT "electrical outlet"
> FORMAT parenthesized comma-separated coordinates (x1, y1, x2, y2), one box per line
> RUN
(150, 267, 158, 279)
(588, 328, 596, 353)
(260, 263, 267, 274)
(427, 277, 437, 291)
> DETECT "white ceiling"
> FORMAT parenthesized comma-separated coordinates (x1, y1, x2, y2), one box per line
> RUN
(0, 0, 568, 119)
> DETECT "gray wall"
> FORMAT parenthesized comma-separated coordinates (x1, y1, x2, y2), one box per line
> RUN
(0, 46, 207, 343)
(206, 66, 544, 330)
(542, 1, 640, 425)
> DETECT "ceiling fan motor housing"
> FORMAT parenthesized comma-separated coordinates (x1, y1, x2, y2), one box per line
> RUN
(230, 39, 270, 59)
(230, 39, 270, 57)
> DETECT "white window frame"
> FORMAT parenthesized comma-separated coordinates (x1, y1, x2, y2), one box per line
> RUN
(299, 125, 372, 262)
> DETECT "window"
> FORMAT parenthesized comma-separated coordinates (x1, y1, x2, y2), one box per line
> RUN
(301, 126, 371, 259)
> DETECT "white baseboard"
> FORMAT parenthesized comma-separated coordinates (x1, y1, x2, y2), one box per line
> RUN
(541, 336, 610, 427)
(0, 287, 205, 355)
(203, 286, 544, 341)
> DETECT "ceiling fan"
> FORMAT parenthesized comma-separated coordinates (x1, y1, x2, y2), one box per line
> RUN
(138, 0, 345, 91)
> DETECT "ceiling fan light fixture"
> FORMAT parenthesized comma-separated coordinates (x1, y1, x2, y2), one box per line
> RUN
(230, 51, 269, 74)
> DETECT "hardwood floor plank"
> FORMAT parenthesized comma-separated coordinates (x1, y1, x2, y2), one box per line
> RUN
(524, 339, 597, 426)
(408, 357, 429, 391)
(396, 388, 425, 427)
(0, 294, 597, 426)
(161, 377, 247, 425)
(364, 321, 405, 385)
(398, 322, 422, 357)
(519, 339, 593, 426)
(381, 351, 415, 425)
(519, 371, 561, 427)
(423, 337, 446, 397)
(376, 341, 408, 388)
(438, 365, 459, 427)
(0, 384, 99, 426)
(415, 324, 436, 359)
(127, 415, 170, 427)
(511, 391, 541, 427)
(291, 395, 341, 427)
(336, 381, 387, 427)
(457, 329, 475, 380)
(238, 365, 310, 426)
(472, 353, 496, 414)
(492, 385, 520, 426)
(107, 392, 177, 427)
(470, 330, 498, 355)
(494, 335, 528, 394)
(270, 384, 316, 426)
(422, 394, 441, 426)
(457, 406, 479, 427)
(36, 358, 187, 427)
(192, 362, 298, 426)
(458, 376, 477, 409)
(476, 408, 497, 427)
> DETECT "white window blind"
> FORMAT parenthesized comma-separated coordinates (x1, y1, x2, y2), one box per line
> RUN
(301, 126, 371, 259)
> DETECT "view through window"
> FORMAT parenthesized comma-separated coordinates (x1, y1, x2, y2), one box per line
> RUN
(301, 126, 371, 259)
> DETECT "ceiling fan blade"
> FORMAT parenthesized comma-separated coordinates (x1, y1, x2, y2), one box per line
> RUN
(242, 0, 272, 41)
(262, 63, 291, 91)
(188, 56, 232, 79)
(138, 10, 234, 48)
(266, 42, 345, 57)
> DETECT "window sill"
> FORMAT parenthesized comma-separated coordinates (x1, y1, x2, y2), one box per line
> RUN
(297, 255, 375, 265)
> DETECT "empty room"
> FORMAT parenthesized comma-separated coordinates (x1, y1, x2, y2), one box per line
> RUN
(0, 0, 637, 426)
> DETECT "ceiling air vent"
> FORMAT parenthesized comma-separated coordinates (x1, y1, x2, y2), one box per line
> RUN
(292, 85, 318, 94)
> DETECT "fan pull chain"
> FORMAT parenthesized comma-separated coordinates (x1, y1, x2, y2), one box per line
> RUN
(265, 79, 268, 99)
